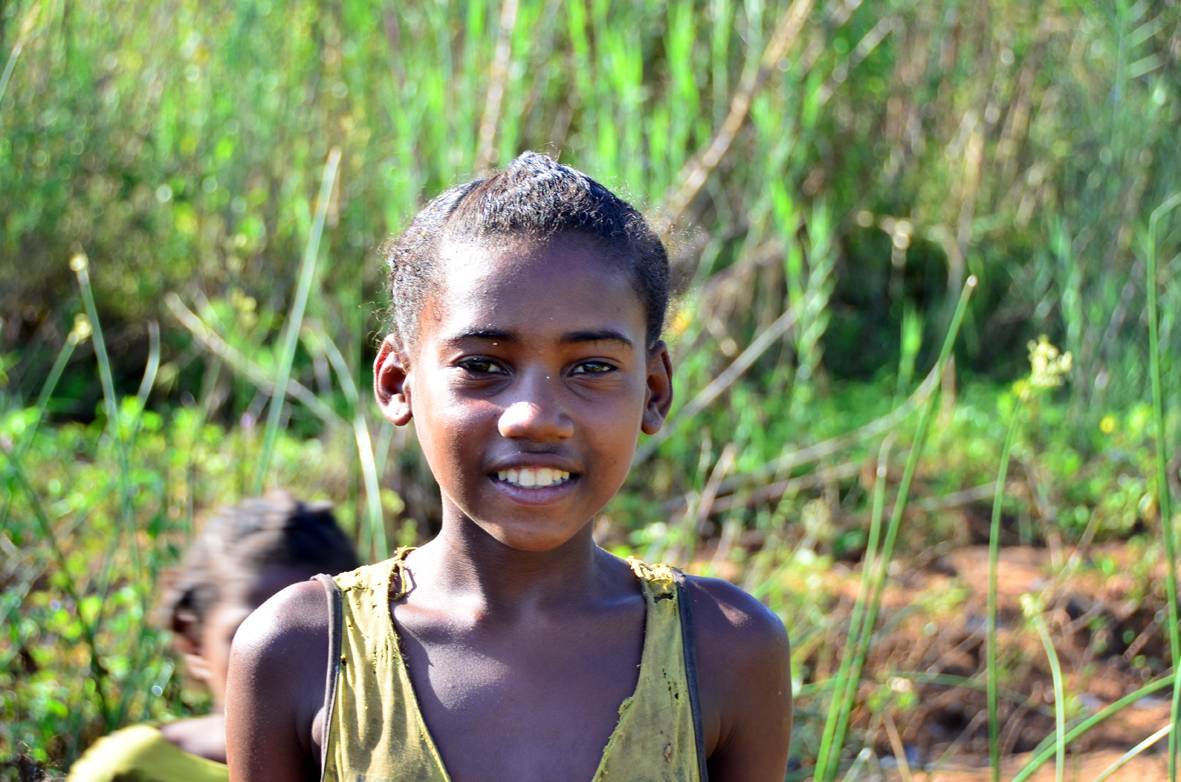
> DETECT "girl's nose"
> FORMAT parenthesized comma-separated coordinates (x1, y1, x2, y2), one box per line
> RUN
(497, 381, 574, 442)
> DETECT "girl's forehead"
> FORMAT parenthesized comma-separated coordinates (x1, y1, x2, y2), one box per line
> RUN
(424, 235, 646, 334)
(437, 232, 625, 277)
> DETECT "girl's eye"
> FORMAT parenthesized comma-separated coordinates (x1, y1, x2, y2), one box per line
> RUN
(457, 357, 507, 376)
(571, 360, 616, 376)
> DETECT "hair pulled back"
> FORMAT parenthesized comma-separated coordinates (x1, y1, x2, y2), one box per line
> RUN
(159, 491, 359, 637)
(382, 152, 670, 347)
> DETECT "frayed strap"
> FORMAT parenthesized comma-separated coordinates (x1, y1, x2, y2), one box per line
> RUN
(312, 573, 343, 781)
(626, 557, 677, 597)
(674, 569, 710, 782)
(389, 546, 415, 600)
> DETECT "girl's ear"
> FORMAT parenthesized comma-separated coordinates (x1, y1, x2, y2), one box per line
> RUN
(641, 341, 674, 435)
(374, 335, 413, 426)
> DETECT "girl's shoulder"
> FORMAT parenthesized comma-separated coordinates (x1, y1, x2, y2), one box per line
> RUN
(677, 573, 791, 769)
(678, 573, 788, 665)
(233, 554, 392, 654)
(226, 577, 333, 765)
(232, 578, 330, 657)
(226, 556, 404, 764)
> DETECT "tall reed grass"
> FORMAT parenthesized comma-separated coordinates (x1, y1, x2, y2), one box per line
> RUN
(2, 0, 1180, 777)
(1147, 192, 1181, 781)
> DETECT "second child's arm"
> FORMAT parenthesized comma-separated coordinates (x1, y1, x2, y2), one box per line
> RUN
(225, 580, 329, 782)
(684, 576, 793, 782)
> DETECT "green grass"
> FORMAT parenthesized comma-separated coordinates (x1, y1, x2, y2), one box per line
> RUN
(1025, 594, 1067, 782)
(2, 0, 1181, 777)
(986, 405, 1020, 782)
(251, 147, 340, 494)
(814, 277, 976, 782)
(1147, 192, 1181, 781)
(1011, 676, 1176, 782)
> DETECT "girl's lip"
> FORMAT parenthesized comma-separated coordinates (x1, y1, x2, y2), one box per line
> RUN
(488, 474, 580, 506)
(485, 455, 580, 475)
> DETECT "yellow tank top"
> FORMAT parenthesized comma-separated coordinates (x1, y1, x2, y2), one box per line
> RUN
(318, 548, 705, 782)
(67, 724, 228, 782)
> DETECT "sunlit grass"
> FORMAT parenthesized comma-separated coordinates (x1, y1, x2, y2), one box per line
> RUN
(2, 0, 1180, 776)
(814, 276, 976, 781)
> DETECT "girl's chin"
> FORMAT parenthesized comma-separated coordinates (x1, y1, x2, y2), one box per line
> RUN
(468, 518, 595, 554)
(437, 490, 608, 553)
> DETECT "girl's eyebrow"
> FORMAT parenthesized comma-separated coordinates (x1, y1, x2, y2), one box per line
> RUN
(448, 328, 515, 343)
(443, 328, 633, 350)
(560, 329, 633, 349)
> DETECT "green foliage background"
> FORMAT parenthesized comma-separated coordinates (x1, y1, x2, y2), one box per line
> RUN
(2, 0, 1180, 777)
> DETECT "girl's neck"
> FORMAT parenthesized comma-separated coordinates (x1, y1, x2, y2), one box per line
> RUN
(410, 517, 609, 616)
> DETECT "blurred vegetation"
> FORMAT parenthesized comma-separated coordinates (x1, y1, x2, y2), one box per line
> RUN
(2, 0, 1180, 778)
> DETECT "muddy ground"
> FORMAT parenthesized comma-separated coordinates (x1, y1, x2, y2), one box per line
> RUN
(784, 543, 1171, 780)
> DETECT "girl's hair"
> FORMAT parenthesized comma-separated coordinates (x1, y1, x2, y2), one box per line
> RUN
(160, 491, 359, 637)
(382, 151, 670, 348)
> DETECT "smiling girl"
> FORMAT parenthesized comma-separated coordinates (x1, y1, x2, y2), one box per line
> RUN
(225, 153, 791, 781)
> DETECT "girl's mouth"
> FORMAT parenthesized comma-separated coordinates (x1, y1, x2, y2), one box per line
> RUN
(493, 467, 573, 488)
(489, 470, 579, 506)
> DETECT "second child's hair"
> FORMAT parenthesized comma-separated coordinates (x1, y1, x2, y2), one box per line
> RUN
(159, 492, 360, 637)
(382, 151, 670, 348)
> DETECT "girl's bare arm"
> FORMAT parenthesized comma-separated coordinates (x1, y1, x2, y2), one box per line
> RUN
(685, 576, 793, 782)
(225, 580, 328, 782)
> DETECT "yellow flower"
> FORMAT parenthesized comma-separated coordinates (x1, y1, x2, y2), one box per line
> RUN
(1027, 335, 1072, 390)
(1019, 592, 1044, 619)
(1099, 415, 1116, 435)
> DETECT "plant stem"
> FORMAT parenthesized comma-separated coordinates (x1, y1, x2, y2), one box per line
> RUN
(1031, 607, 1066, 782)
(815, 276, 977, 781)
(165, 293, 342, 426)
(1093, 723, 1171, 782)
(319, 331, 388, 561)
(2, 446, 112, 727)
(1011, 675, 1174, 782)
(813, 437, 891, 779)
(253, 147, 341, 493)
(0, 332, 77, 530)
(75, 253, 145, 655)
(987, 408, 1021, 782)
(1147, 192, 1181, 782)
(75, 256, 137, 567)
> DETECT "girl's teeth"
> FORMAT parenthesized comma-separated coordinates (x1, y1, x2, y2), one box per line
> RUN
(496, 468, 571, 488)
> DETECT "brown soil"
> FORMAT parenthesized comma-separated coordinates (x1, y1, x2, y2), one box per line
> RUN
(789, 542, 1172, 779)
(915, 749, 1168, 781)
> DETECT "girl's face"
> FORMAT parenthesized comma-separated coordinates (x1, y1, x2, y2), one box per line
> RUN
(181, 565, 318, 708)
(375, 233, 673, 552)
